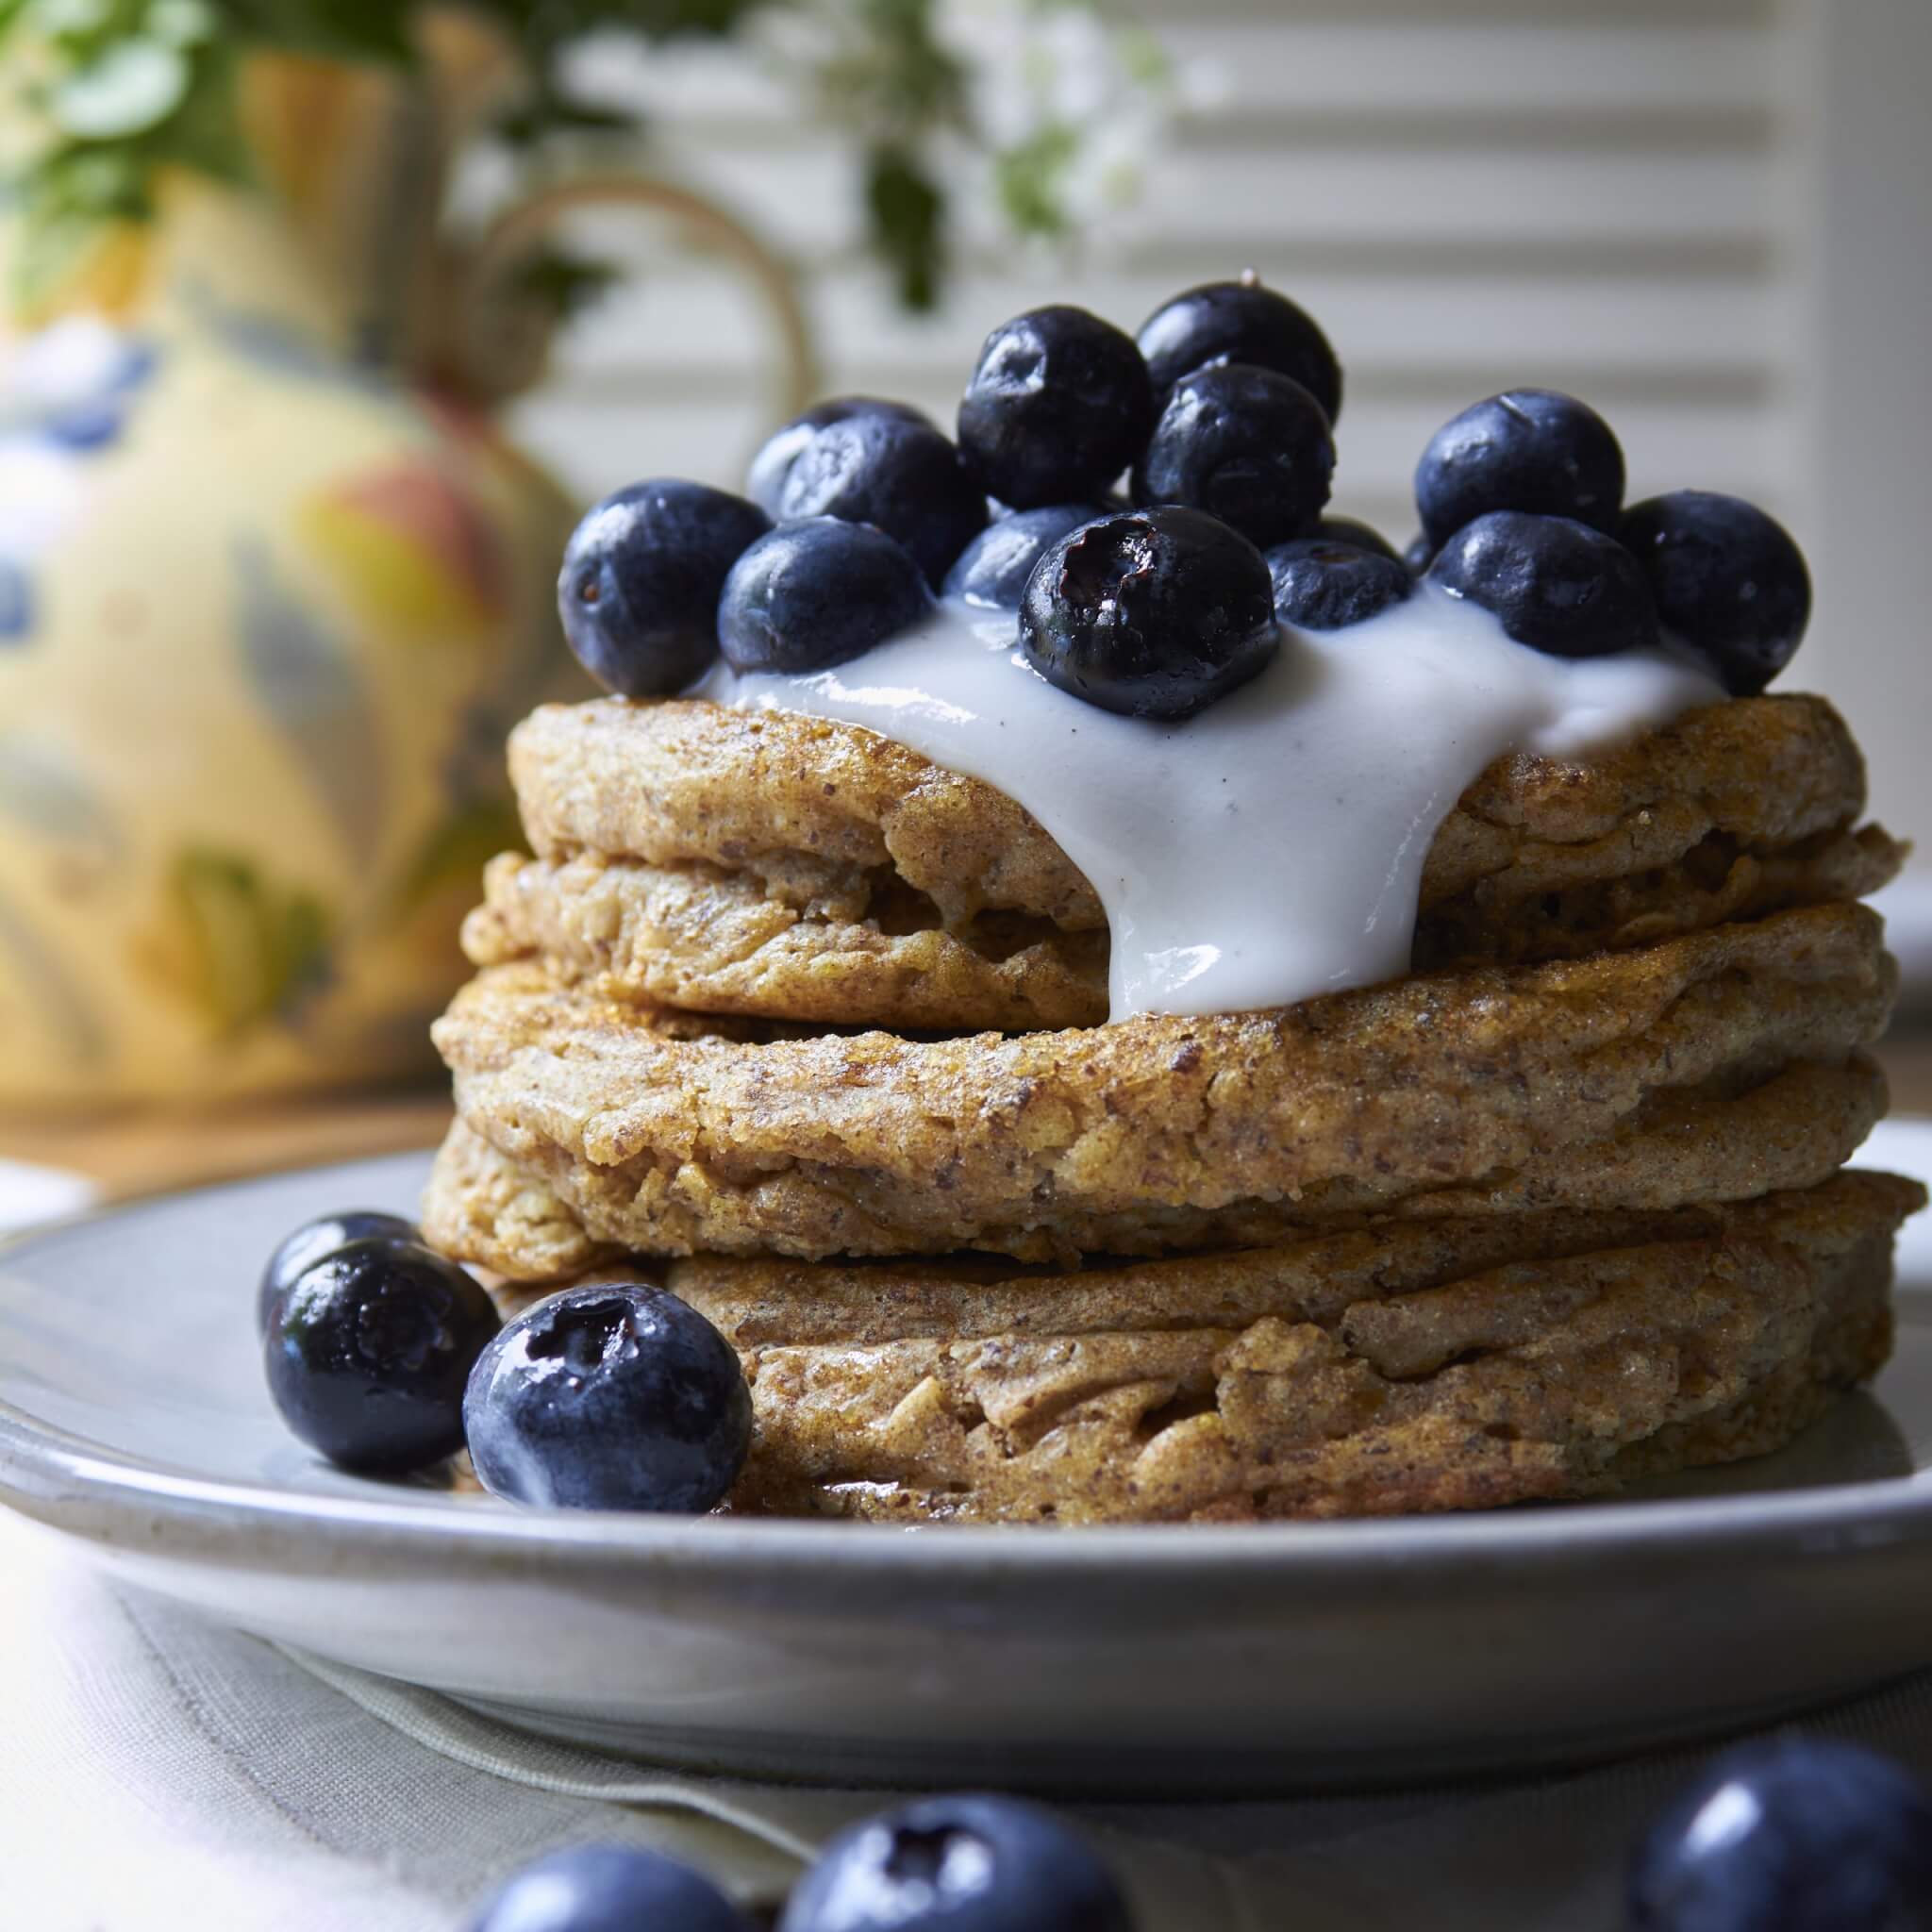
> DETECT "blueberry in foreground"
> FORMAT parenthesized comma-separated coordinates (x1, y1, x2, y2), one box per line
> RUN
(943, 503, 1111, 609)
(1427, 509, 1658, 658)
(1314, 515, 1400, 563)
(780, 1795, 1134, 1932)
(719, 517, 933, 675)
(557, 480, 770, 697)
(958, 305, 1154, 509)
(1267, 537, 1412, 631)
(745, 394, 935, 516)
(775, 409, 987, 587)
(1136, 275, 1342, 423)
(258, 1208, 414, 1333)
(1020, 505, 1277, 721)
(1133, 362, 1335, 550)
(465, 1282, 752, 1511)
(471, 1843, 753, 1932)
(264, 1237, 500, 1474)
(1628, 1738, 1932, 1932)
(1621, 489, 1811, 696)
(1415, 388, 1625, 546)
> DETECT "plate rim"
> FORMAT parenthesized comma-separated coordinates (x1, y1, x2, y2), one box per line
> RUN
(3, 1147, 1931, 1586)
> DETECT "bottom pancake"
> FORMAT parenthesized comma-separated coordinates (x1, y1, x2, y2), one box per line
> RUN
(483, 1170, 1921, 1525)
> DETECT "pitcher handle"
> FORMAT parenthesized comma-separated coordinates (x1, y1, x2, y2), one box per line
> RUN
(453, 173, 819, 424)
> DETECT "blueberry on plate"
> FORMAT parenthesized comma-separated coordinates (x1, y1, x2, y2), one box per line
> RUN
(718, 517, 933, 675)
(1020, 505, 1277, 721)
(745, 395, 935, 517)
(1628, 1738, 1932, 1932)
(779, 1795, 1134, 1932)
(943, 503, 1111, 610)
(558, 480, 770, 697)
(258, 1208, 415, 1333)
(1313, 515, 1400, 563)
(1414, 388, 1625, 547)
(1427, 509, 1658, 658)
(264, 1237, 500, 1474)
(1132, 363, 1336, 551)
(775, 410, 987, 587)
(465, 1282, 752, 1512)
(1267, 537, 1412, 631)
(1621, 489, 1811, 696)
(1402, 531, 1436, 575)
(471, 1843, 753, 1932)
(958, 306, 1155, 510)
(1136, 275, 1342, 423)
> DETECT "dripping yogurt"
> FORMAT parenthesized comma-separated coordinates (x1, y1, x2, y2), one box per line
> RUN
(694, 584, 1722, 1021)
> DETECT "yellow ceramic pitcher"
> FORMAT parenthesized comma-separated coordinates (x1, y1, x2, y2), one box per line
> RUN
(0, 25, 810, 1108)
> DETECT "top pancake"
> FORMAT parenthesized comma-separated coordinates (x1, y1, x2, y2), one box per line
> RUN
(475, 693, 1902, 1032)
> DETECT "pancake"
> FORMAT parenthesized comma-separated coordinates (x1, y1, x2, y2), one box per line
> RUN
(461, 823, 1900, 1035)
(483, 1170, 1922, 1524)
(490, 692, 1898, 1034)
(428, 902, 1894, 1270)
(425, 1054, 1888, 1280)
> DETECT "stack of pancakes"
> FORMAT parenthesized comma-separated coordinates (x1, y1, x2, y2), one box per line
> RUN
(424, 689, 1921, 1523)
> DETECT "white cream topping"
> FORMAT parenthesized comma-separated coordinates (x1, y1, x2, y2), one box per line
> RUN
(694, 584, 1722, 1021)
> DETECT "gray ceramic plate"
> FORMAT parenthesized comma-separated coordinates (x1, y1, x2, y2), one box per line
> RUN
(5, 1127, 1932, 1793)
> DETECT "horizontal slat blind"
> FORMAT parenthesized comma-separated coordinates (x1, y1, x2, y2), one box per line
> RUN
(509, 0, 1803, 558)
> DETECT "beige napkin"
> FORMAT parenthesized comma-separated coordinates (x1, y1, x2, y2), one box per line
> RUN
(3, 1514, 1928, 1932)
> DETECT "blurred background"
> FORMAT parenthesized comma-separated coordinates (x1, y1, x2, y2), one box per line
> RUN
(0, 0, 1926, 1200)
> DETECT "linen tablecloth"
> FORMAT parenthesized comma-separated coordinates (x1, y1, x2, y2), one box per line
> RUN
(4, 1510, 1929, 1932)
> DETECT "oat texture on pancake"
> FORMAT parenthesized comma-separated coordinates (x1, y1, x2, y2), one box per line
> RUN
(420, 275, 1920, 1524)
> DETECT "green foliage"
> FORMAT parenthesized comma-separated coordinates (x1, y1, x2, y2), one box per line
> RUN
(0, 0, 1158, 315)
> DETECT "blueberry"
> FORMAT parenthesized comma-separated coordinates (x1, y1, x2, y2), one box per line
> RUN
(957, 306, 1154, 510)
(471, 1843, 753, 1932)
(1414, 388, 1624, 547)
(745, 396, 935, 517)
(775, 411, 986, 587)
(1132, 363, 1335, 550)
(1314, 516, 1400, 563)
(718, 517, 933, 675)
(1019, 506, 1277, 721)
(1136, 275, 1342, 423)
(1427, 509, 1658, 658)
(258, 1208, 415, 1333)
(1621, 490, 1811, 696)
(1402, 532, 1436, 575)
(558, 480, 770, 697)
(1629, 1738, 1932, 1932)
(465, 1282, 751, 1512)
(943, 504, 1111, 610)
(264, 1238, 500, 1474)
(779, 1795, 1133, 1932)
(1267, 538, 1412, 631)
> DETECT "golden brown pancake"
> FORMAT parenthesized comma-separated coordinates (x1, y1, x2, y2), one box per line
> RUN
(481, 691, 1900, 1036)
(480, 1171, 1921, 1524)
(429, 903, 1893, 1267)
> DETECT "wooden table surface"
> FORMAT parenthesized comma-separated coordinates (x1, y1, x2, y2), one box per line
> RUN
(6, 1029, 1932, 1208)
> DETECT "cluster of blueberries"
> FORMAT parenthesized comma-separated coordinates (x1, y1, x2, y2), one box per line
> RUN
(258, 1212, 752, 1513)
(558, 275, 1812, 724)
(464, 1733, 1929, 1932)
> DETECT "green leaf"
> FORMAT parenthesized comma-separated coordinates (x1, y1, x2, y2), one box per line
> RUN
(145, 0, 214, 46)
(53, 38, 190, 138)
(993, 122, 1078, 238)
(508, 242, 622, 318)
(24, 0, 117, 42)
(865, 141, 943, 310)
